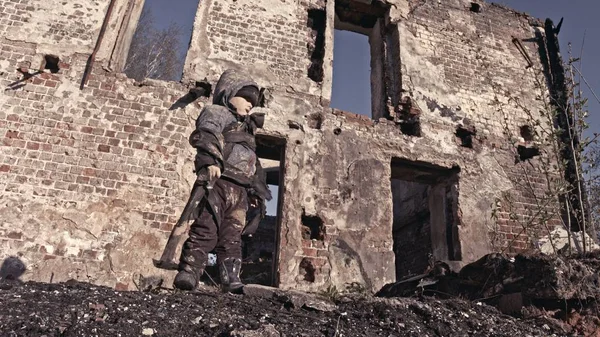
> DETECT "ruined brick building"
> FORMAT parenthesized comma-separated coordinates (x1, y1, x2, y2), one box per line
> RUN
(0, 0, 569, 292)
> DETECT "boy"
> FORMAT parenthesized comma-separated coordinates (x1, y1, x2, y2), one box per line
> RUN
(174, 69, 272, 292)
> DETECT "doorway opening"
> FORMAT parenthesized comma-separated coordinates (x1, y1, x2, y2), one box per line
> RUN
(241, 135, 286, 286)
(391, 158, 461, 281)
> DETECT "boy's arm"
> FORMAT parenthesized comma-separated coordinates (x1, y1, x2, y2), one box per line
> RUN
(188, 107, 232, 174)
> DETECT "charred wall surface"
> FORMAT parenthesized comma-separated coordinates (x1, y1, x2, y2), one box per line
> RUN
(0, 0, 562, 292)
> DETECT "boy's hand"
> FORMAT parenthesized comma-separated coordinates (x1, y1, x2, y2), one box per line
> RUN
(249, 195, 260, 208)
(207, 165, 221, 180)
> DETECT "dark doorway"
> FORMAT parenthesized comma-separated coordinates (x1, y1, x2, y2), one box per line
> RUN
(391, 158, 461, 281)
(241, 136, 286, 286)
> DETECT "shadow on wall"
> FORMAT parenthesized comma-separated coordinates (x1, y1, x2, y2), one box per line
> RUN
(0, 256, 26, 281)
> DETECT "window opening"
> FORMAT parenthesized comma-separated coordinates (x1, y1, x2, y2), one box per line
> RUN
(331, 30, 372, 116)
(331, 0, 388, 119)
(123, 0, 199, 82)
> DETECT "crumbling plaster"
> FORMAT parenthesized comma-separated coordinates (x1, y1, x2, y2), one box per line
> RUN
(2, 0, 104, 56)
(0, 0, 561, 293)
(184, 0, 325, 98)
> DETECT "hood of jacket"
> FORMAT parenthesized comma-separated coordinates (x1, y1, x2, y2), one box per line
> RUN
(212, 69, 261, 112)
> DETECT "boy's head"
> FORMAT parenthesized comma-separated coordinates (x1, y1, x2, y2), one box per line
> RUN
(229, 85, 260, 115)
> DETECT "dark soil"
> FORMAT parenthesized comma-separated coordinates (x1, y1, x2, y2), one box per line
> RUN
(0, 279, 565, 337)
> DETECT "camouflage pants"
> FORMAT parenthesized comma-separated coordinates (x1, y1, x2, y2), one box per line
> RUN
(179, 179, 248, 274)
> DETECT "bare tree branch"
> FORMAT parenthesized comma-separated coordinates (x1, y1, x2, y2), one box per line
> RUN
(124, 6, 184, 82)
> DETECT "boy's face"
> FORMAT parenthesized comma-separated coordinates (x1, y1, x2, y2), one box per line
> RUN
(229, 96, 253, 115)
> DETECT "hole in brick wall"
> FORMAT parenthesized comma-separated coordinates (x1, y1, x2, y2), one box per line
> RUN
(43, 55, 60, 73)
(398, 97, 422, 137)
(520, 125, 534, 141)
(307, 113, 324, 130)
(456, 125, 476, 148)
(299, 258, 316, 282)
(258, 88, 268, 108)
(391, 158, 461, 281)
(307, 8, 326, 82)
(190, 80, 212, 99)
(400, 121, 421, 137)
(470, 2, 481, 13)
(517, 144, 540, 162)
(301, 209, 325, 241)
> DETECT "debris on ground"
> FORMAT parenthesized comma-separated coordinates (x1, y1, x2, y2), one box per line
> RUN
(377, 251, 600, 336)
(1, 252, 599, 336)
(0, 279, 560, 336)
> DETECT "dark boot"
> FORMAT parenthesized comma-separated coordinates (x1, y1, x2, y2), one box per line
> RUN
(219, 258, 243, 293)
(173, 263, 205, 291)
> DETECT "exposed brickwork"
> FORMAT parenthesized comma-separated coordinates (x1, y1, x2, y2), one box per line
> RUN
(207, 1, 313, 80)
(0, 33, 198, 286)
(398, 1, 563, 255)
(1, 0, 104, 47)
(332, 109, 374, 127)
(0, 0, 567, 293)
(404, 1, 544, 138)
(0, 0, 31, 33)
(1, 54, 191, 232)
(491, 165, 564, 253)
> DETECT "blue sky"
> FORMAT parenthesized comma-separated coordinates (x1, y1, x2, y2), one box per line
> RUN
(138, 0, 199, 61)
(331, 31, 371, 116)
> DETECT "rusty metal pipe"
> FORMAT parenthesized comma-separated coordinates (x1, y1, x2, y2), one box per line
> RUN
(80, 0, 118, 89)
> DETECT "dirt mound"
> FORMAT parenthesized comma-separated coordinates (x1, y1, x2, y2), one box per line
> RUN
(0, 280, 562, 337)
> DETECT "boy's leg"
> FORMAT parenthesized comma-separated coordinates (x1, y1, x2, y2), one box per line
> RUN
(175, 206, 220, 290)
(214, 182, 248, 293)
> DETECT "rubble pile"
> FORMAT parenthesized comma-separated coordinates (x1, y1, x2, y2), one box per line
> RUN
(378, 251, 600, 336)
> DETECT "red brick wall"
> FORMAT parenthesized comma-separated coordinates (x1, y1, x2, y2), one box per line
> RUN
(492, 164, 564, 253)
(206, 1, 319, 80)
(1, 37, 198, 280)
(1, 0, 105, 46)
